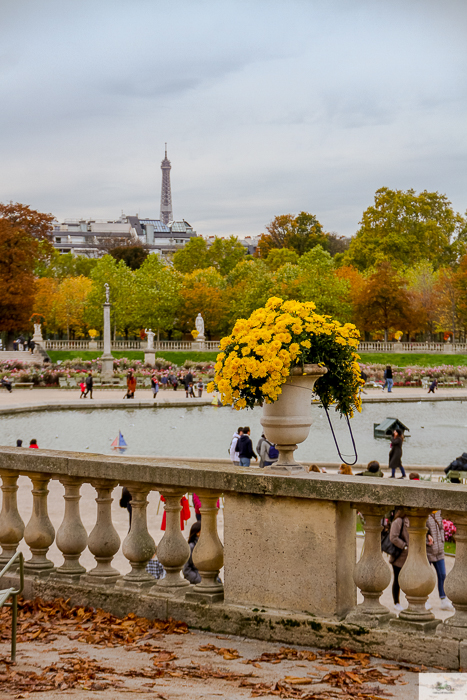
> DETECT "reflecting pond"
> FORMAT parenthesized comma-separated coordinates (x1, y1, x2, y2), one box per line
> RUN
(1, 401, 466, 466)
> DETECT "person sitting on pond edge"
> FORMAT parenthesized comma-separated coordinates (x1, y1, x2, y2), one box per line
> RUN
(29, 439, 38, 449)
(357, 460, 384, 477)
(182, 521, 202, 584)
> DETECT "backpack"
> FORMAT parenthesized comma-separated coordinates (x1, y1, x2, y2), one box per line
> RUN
(268, 443, 279, 460)
(381, 517, 404, 558)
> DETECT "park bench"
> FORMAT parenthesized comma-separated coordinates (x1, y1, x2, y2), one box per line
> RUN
(11, 382, 34, 390)
(0, 551, 24, 661)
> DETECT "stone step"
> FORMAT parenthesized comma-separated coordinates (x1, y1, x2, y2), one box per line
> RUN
(0, 351, 42, 364)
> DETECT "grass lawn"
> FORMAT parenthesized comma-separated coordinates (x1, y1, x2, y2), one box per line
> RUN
(47, 350, 219, 365)
(445, 541, 456, 555)
(359, 353, 467, 367)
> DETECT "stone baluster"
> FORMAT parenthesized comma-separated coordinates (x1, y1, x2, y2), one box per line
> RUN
(389, 507, 439, 632)
(83, 480, 120, 585)
(186, 491, 224, 602)
(0, 471, 25, 567)
(23, 474, 55, 574)
(117, 485, 156, 589)
(346, 505, 394, 627)
(153, 489, 190, 590)
(438, 512, 467, 639)
(53, 477, 88, 581)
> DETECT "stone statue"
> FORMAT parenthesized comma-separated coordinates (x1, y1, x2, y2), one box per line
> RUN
(145, 328, 155, 350)
(34, 323, 41, 337)
(104, 283, 110, 304)
(32, 323, 43, 344)
(195, 313, 205, 339)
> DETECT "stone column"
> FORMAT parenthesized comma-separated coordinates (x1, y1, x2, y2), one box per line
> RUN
(153, 489, 190, 591)
(23, 475, 55, 574)
(346, 505, 394, 628)
(117, 486, 156, 589)
(83, 481, 120, 585)
(389, 508, 439, 632)
(53, 477, 88, 581)
(100, 301, 114, 379)
(0, 471, 25, 567)
(186, 491, 224, 602)
(438, 513, 467, 639)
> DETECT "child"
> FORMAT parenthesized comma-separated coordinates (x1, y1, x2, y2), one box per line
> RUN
(189, 382, 195, 398)
(79, 380, 86, 398)
(197, 380, 203, 398)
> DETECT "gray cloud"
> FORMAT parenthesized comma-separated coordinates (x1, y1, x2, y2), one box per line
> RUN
(0, 0, 466, 238)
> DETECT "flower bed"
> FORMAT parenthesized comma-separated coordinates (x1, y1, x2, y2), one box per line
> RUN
(443, 519, 457, 542)
(0, 358, 215, 386)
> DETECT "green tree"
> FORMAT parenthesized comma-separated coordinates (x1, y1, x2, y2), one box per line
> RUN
(133, 255, 182, 336)
(179, 267, 227, 338)
(86, 256, 137, 339)
(173, 237, 210, 273)
(109, 244, 148, 270)
(208, 236, 246, 275)
(345, 187, 466, 270)
(36, 250, 98, 278)
(257, 212, 331, 258)
(265, 248, 299, 271)
(294, 247, 351, 320)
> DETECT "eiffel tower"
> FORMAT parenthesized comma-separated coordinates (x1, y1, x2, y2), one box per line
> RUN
(160, 144, 173, 225)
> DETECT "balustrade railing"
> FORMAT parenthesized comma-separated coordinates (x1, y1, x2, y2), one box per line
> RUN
(359, 341, 466, 353)
(43, 340, 220, 352)
(2, 449, 467, 664)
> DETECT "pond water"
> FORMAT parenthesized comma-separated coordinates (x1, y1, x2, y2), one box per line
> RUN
(1, 401, 466, 466)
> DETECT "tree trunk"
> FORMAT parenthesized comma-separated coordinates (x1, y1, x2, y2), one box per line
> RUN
(5, 330, 15, 350)
(384, 329, 388, 342)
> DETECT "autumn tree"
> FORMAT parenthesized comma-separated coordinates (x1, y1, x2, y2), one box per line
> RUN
(265, 248, 299, 271)
(179, 268, 228, 338)
(353, 262, 412, 341)
(345, 187, 466, 270)
(405, 262, 440, 340)
(257, 212, 340, 258)
(55, 276, 93, 339)
(33, 278, 60, 334)
(0, 203, 54, 347)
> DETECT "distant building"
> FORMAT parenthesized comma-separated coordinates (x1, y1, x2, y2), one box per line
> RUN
(52, 215, 197, 258)
(205, 234, 259, 256)
(52, 145, 197, 258)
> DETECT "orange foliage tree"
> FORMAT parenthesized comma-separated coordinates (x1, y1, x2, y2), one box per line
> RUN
(0, 203, 54, 347)
(179, 268, 227, 339)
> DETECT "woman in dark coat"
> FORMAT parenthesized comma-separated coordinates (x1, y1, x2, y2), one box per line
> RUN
(389, 428, 406, 478)
(389, 508, 409, 611)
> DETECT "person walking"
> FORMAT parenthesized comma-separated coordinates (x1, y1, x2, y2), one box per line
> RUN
(161, 373, 168, 390)
(428, 379, 438, 394)
(389, 428, 406, 478)
(79, 380, 86, 398)
(151, 374, 159, 400)
(382, 366, 393, 392)
(229, 428, 243, 465)
(426, 511, 454, 611)
(237, 427, 258, 467)
(85, 372, 93, 399)
(126, 371, 136, 399)
(389, 508, 409, 612)
(197, 380, 203, 398)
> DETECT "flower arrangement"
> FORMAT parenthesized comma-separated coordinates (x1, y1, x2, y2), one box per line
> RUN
(191, 329, 199, 339)
(88, 329, 98, 339)
(207, 297, 363, 414)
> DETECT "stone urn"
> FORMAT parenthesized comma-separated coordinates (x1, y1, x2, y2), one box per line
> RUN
(260, 364, 328, 473)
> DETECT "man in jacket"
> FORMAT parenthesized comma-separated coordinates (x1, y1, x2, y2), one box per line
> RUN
(229, 427, 243, 465)
(237, 427, 257, 467)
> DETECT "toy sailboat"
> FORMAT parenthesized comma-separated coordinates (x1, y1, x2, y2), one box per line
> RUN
(111, 431, 128, 451)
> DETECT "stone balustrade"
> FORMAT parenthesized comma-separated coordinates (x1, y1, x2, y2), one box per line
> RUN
(1, 448, 467, 668)
(43, 340, 221, 351)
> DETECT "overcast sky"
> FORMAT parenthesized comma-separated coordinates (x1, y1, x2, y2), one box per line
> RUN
(1, 0, 466, 239)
